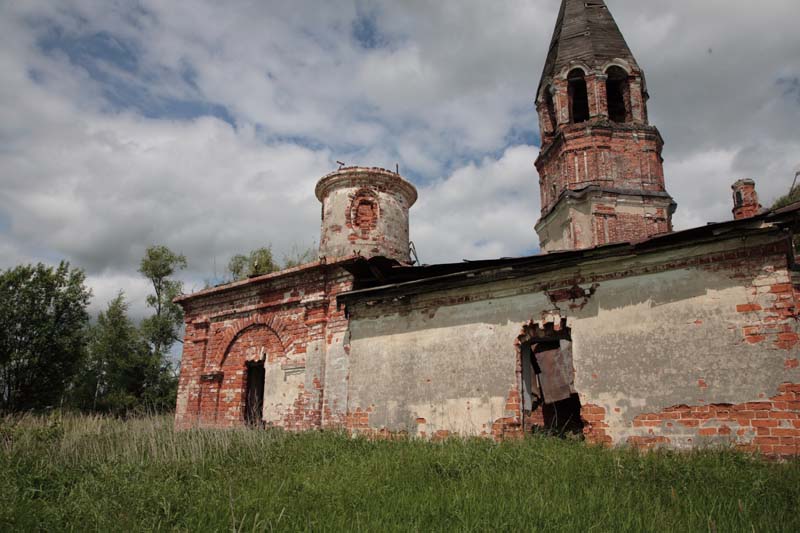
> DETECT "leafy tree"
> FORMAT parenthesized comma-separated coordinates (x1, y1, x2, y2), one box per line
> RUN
(227, 246, 279, 280)
(227, 254, 249, 281)
(72, 293, 150, 413)
(138, 245, 186, 358)
(0, 262, 91, 411)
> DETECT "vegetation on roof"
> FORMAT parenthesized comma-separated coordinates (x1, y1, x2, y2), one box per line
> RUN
(772, 185, 800, 210)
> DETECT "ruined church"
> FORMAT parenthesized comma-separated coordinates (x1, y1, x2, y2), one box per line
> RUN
(175, 0, 800, 456)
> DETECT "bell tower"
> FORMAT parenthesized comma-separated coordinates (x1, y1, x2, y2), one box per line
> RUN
(534, 0, 676, 252)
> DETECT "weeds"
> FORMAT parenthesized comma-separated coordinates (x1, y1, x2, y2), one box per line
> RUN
(1, 413, 798, 531)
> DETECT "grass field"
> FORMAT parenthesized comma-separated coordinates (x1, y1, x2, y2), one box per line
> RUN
(1, 414, 799, 532)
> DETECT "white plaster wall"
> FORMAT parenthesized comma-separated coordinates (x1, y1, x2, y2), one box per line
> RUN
(320, 185, 411, 262)
(345, 254, 800, 443)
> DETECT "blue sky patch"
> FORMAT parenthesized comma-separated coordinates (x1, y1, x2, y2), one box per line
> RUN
(505, 127, 540, 149)
(352, 10, 387, 50)
(38, 27, 140, 74)
(34, 22, 237, 126)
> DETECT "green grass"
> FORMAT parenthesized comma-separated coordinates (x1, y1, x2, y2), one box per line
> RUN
(1, 414, 798, 532)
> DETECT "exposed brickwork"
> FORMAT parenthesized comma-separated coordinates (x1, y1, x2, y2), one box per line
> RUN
(215, 324, 285, 427)
(491, 388, 524, 441)
(172, 0, 800, 462)
(316, 167, 417, 263)
(348, 189, 379, 237)
(534, 3, 674, 252)
(175, 261, 355, 431)
(732, 179, 762, 220)
(624, 384, 800, 457)
(581, 404, 612, 445)
(537, 124, 667, 216)
(577, 388, 800, 457)
(727, 252, 800, 350)
(338, 233, 798, 454)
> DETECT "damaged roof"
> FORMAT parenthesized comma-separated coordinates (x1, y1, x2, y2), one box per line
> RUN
(339, 203, 800, 304)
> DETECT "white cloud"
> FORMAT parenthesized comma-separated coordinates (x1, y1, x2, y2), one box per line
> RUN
(0, 0, 799, 319)
(413, 145, 540, 263)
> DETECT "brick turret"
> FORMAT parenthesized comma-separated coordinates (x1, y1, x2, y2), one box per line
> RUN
(315, 167, 417, 263)
(534, 0, 676, 252)
(732, 179, 762, 220)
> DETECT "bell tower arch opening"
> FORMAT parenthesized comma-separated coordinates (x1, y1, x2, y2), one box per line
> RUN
(606, 66, 631, 123)
(534, 0, 676, 252)
(567, 69, 590, 124)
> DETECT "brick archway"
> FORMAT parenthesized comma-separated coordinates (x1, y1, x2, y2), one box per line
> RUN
(217, 313, 291, 368)
(210, 321, 289, 426)
(220, 324, 285, 368)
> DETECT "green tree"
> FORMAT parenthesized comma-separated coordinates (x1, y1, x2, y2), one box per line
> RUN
(0, 262, 91, 411)
(227, 246, 279, 281)
(72, 292, 152, 413)
(138, 245, 186, 358)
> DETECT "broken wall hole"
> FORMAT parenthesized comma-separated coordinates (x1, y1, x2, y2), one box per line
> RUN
(519, 319, 584, 437)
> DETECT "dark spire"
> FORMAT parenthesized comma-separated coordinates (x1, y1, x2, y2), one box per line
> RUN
(539, 0, 638, 93)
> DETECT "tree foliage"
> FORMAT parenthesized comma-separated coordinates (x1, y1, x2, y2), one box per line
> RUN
(227, 246, 279, 280)
(72, 293, 161, 414)
(0, 262, 91, 411)
(138, 245, 186, 358)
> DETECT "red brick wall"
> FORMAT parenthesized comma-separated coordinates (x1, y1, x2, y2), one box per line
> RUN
(535, 64, 672, 251)
(175, 262, 354, 430)
(215, 325, 284, 426)
(536, 126, 666, 215)
(581, 385, 800, 458)
(732, 180, 761, 220)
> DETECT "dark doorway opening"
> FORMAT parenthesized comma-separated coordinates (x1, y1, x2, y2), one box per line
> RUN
(541, 393, 584, 435)
(245, 361, 265, 426)
(568, 69, 590, 124)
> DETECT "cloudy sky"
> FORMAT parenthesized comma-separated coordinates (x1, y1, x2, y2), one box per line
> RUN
(1, 0, 799, 320)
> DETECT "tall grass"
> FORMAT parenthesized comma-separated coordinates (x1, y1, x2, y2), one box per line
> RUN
(1, 413, 799, 532)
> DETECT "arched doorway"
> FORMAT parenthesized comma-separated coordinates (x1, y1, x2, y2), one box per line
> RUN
(217, 323, 285, 426)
